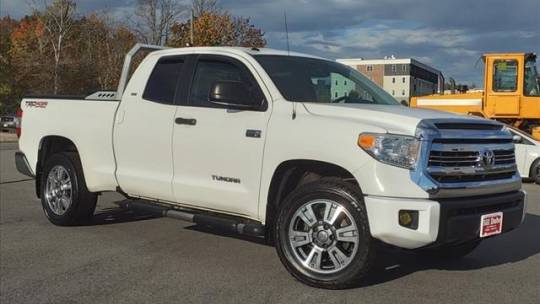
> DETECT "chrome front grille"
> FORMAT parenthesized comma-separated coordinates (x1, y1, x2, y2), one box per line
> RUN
(493, 149, 516, 165)
(412, 118, 521, 198)
(428, 149, 516, 167)
(429, 150, 480, 167)
(427, 139, 517, 184)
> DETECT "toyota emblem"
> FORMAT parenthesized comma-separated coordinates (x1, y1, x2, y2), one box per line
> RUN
(480, 149, 495, 168)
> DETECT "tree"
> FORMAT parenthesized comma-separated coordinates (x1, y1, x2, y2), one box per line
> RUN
(192, 0, 218, 17)
(75, 14, 136, 91)
(2, 0, 265, 109)
(132, 0, 186, 45)
(10, 15, 52, 96)
(0, 17, 20, 114)
(169, 12, 266, 48)
(37, 0, 77, 94)
(231, 16, 266, 47)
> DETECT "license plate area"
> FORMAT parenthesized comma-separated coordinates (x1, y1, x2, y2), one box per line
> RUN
(480, 212, 503, 238)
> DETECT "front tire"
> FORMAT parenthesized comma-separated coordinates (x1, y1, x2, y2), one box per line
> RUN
(275, 178, 375, 289)
(40, 152, 97, 226)
(531, 159, 540, 184)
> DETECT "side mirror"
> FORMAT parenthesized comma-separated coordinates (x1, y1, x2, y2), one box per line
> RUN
(209, 80, 261, 110)
(512, 134, 523, 144)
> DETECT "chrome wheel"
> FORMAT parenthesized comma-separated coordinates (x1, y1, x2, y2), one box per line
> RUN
(45, 165, 72, 216)
(288, 199, 359, 274)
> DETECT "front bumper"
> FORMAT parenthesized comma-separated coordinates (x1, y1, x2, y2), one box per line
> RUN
(364, 190, 526, 249)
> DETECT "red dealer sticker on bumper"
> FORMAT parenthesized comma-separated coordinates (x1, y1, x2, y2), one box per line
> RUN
(480, 212, 503, 238)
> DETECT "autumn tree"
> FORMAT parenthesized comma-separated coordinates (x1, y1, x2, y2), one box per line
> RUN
(132, 0, 186, 45)
(192, 0, 219, 17)
(2, 0, 266, 111)
(231, 16, 266, 47)
(169, 12, 266, 48)
(75, 14, 136, 91)
(0, 17, 20, 114)
(10, 15, 53, 95)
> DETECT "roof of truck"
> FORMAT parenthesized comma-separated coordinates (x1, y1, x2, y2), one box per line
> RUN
(151, 46, 327, 60)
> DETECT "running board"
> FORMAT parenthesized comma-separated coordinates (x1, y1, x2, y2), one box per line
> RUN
(118, 200, 265, 237)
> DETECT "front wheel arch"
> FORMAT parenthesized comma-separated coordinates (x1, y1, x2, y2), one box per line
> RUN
(264, 159, 360, 243)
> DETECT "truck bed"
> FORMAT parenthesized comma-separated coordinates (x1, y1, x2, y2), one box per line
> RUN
(18, 96, 120, 192)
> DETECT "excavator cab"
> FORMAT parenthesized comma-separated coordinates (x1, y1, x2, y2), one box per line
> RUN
(484, 53, 540, 118)
(410, 53, 540, 140)
(524, 55, 540, 96)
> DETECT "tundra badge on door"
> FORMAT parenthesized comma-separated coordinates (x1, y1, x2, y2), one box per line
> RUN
(212, 175, 241, 184)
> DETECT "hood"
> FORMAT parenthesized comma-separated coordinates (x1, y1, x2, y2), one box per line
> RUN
(302, 103, 485, 136)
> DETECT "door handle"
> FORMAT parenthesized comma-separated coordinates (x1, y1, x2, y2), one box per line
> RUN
(175, 117, 197, 125)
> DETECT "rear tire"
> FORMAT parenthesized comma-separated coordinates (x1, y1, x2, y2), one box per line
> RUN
(274, 178, 375, 289)
(40, 152, 97, 226)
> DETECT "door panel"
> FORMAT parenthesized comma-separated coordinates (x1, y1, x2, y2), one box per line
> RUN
(172, 55, 270, 218)
(115, 100, 177, 200)
(494, 95, 520, 115)
(514, 143, 528, 177)
(486, 58, 521, 116)
(114, 56, 186, 201)
(172, 107, 268, 217)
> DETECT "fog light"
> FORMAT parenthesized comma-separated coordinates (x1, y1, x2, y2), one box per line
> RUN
(399, 210, 418, 230)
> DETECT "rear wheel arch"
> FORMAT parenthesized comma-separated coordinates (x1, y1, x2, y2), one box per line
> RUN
(264, 159, 360, 242)
(36, 136, 81, 197)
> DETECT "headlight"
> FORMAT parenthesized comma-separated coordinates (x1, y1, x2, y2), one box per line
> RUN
(358, 133, 420, 169)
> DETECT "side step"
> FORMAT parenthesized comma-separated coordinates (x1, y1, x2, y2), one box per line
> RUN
(119, 200, 265, 237)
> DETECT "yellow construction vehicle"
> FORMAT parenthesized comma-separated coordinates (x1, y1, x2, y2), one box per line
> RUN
(410, 53, 540, 139)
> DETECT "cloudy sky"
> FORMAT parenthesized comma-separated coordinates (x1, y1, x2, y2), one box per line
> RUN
(2, 0, 539, 86)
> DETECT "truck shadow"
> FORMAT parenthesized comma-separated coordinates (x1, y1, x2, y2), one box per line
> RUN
(86, 206, 161, 225)
(184, 213, 540, 288)
(360, 213, 540, 287)
(84, 200, 540, 288)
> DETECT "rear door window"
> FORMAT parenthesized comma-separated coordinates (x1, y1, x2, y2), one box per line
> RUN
(143, 57, 185, 104)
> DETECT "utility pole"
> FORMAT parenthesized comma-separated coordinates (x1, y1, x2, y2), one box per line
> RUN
(190, 9, 194, 46)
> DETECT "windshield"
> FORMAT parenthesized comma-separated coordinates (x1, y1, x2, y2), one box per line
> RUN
(254, 55, 399, 105)
(524, 59, 540, 96)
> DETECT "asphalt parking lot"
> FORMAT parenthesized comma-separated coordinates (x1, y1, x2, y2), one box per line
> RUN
(1, 142, 539, 304)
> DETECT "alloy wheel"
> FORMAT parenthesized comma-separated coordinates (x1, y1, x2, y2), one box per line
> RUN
(45, 165, 72, 215)
(287, 199, 359, 274)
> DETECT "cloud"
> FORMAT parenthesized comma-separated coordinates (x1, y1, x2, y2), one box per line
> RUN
(2, 0, 539, 86)
(222, 0, 539, 85)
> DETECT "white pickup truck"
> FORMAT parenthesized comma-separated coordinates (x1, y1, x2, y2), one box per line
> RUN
(16, 44, 526, 289)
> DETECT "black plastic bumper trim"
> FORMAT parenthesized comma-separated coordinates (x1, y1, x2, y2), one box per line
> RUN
(15, 152, 35, 177)
(433, 191, 525, 246)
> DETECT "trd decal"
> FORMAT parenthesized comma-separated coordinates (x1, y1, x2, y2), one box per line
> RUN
(212, 175, 241, 184)
(26, 101, 48, 108)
